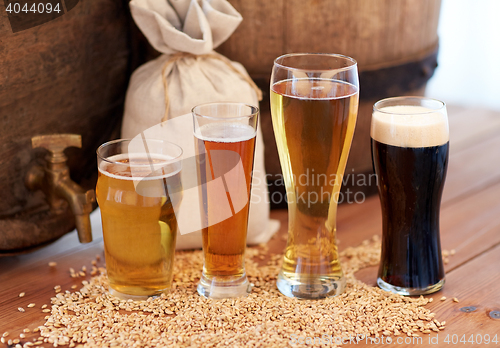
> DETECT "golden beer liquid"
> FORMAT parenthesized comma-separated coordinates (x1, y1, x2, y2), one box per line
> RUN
(195, 124, 256, 280)
(271, 78, 358, 282)
(96, 155, 181, 297)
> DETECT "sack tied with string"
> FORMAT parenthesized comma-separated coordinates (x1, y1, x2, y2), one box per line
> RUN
(121, 0, 279, 250)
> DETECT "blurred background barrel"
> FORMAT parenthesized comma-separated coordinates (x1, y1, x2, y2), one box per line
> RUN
(217, 0, 442, 207)
(0, 0, 134, 254)
(0, 0, 442, 253)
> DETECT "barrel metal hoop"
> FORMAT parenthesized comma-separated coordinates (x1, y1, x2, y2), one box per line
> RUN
(359, 45, 439, 100)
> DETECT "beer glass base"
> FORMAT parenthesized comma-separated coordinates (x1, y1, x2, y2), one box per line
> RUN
(197, 273, 252, 299)
(377, 277, 445, 296)
(108, 287, 169, 301)
(276, 271, 346, 299)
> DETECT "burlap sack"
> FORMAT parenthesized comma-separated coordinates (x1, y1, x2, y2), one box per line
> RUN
(122, 0, 278, 249)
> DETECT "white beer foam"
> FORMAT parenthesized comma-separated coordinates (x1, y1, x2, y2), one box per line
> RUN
(371, 105, 449, 148)
(272, 78, 358, 100)
(195, 123, 256, 143)
(99, 153, 181, 181)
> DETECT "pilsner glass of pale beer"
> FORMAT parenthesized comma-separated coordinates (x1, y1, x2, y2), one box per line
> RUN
(96, 139, 182, 300)
(193, 102, 258, 299)
(371, 97, 449, 295)
(270, 53, 359, 299)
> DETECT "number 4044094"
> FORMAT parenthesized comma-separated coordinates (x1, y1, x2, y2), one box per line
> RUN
(444, 334, 498, 345)
(5, 2, 61, 14)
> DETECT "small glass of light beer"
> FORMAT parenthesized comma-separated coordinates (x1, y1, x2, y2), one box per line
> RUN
(270, 53, 359, 299)
(96, 139, 182, 300)
(192, 102, 258, 299)
(371, 97, 449, 295)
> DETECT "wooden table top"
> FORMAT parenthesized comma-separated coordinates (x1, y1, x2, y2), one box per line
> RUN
(1, 104, 500, 347)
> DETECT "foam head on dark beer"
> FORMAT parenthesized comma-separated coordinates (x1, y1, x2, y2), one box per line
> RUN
(371, 105, 449, 148)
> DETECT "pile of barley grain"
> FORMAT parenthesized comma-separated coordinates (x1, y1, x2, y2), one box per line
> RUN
(37, 236, 444, 348)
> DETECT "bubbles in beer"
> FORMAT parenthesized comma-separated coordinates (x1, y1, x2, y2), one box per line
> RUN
(195, 123, 256, 143)
(98, 154, 181, 180)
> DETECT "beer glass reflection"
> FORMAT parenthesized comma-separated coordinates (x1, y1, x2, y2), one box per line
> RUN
(96, 139, 182, 300)
(193, 103, 258, 299)
(270, 53, 359, 299)
(371, 97, 448, 295)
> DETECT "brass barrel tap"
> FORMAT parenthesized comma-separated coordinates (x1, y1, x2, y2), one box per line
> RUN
(25, 134, 95, 243)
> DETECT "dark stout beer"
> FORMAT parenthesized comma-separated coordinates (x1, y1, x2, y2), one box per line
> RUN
(371, 102, 449, 295)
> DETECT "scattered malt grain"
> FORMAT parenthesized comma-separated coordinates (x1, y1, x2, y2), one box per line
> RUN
(30, 236, 445, 348)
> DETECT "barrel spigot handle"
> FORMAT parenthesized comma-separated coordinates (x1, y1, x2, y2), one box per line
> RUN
(26, 134, 95, 243)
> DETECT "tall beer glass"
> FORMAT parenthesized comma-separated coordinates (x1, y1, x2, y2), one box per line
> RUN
(270, 53, 359, 299)
(193, 102, 258, 299)
(371, 97, 449, 295)
(96, 139, 182, 300)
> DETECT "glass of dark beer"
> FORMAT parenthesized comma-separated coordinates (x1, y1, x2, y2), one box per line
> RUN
(193, 102, 258, 299)
(371, 96, 449, 295)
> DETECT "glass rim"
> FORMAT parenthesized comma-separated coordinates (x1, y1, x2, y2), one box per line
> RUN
(96, 138, 183, 165)
(373, 96, 447, 115)
(191, 102, 259, 121)
(273, 52, 358, 73)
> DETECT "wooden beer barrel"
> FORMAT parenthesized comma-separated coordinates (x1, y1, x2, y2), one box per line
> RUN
(216, 0, 442, 205)
(0, 0, 132, 253)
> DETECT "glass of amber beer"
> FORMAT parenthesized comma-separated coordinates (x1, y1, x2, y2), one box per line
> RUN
(371, 97, 449, 295)
(96, 138, 182, 300)
(193, 102, 258, 299)
(270, 53, 359, 299)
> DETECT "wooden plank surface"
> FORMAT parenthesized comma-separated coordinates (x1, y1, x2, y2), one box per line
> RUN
(443, 132, 500, 206)
(0, 243, 106, 343)
(442, 105, 500, 206)
(448, 105, 500, 154)
(365, 243, 500, 348)
(1, 105, 500, 347)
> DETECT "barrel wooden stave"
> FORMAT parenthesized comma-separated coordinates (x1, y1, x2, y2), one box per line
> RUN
(0, 0, 131, 251)
(217, 0, 442, 205)
(218, 0, 441, 77)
